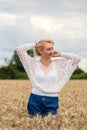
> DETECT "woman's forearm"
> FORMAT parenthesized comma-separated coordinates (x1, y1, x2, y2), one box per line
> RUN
(61, 52, 81, 63)
(16, 43, 36, 55)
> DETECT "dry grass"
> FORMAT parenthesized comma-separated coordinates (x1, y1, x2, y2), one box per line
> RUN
(0, 80, 87, 130)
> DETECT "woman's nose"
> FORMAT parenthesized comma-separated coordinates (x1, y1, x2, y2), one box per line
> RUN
(50, 49, 53, 53)
(49, 50, 53, 55)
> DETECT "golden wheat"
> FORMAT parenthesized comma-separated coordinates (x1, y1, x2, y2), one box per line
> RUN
(0, 80, 87, 130)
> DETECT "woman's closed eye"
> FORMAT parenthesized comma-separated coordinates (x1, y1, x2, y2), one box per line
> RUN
(46, 47, 54, 51)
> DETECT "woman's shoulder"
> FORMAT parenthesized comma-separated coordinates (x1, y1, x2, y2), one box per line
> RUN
(51, 57, 66, 61)
(52, 57, 68, 68)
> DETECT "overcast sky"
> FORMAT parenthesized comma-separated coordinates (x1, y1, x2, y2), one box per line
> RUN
(0, 0, 87, 70)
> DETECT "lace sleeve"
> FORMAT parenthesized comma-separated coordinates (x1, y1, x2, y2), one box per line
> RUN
(16, 43, 36, 73)
(55, 53, 81, 83)
(61, 52, 81, 64)
(60, 53, 81, 80)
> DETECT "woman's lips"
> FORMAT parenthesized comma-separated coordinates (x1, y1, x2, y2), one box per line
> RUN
(48, 53, 53, 56)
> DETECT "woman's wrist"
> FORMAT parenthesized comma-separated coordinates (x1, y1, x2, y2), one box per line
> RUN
(52, 51, 61, 57)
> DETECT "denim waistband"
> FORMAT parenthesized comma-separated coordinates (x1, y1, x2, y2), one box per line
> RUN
(32, 89, 58, 97)
(31, 93, 58, 99)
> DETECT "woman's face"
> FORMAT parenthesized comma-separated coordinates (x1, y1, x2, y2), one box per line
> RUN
(41, 43, 54, 59)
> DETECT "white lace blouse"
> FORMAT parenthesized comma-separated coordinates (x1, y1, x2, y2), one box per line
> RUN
(16, 43, 81, 96)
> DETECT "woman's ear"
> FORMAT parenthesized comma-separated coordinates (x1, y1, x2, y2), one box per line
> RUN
(39, 48, 43, 55)
(39, 50, 42, 55)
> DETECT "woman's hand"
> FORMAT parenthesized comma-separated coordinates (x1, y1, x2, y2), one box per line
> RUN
(52, 51, 61, 57)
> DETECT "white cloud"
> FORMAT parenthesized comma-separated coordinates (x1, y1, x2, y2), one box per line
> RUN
(30, 16, 54, 32)
(0, 13, 16, 26)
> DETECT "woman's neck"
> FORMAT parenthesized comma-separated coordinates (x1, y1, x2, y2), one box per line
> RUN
(40, 58, 51, 68)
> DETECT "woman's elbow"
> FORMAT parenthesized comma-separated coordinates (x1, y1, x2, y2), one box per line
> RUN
(75, 55, 81, 64)
(16, 47, 22, 56)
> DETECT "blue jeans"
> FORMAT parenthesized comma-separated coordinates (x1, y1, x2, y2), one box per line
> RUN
(27, 93, 59, 116)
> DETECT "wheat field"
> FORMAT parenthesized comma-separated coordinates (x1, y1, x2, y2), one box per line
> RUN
(0, 80, 87, 130)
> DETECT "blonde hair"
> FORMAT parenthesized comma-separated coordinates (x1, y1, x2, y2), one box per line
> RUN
(35, 39, 54, 56)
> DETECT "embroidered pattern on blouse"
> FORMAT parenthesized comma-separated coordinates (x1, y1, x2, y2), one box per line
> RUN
(16, 43, 81, 93)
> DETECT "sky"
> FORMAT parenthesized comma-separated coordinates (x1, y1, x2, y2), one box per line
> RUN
(0, 0, 87, 72)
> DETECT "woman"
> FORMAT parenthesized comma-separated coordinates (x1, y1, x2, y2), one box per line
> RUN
(16, 39, 81, 116)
